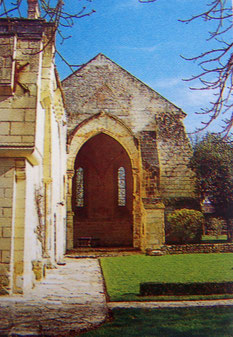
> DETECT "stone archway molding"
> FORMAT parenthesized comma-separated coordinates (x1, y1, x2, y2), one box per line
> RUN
(67, 111, 139, 171)
(66, 111, 142, 250)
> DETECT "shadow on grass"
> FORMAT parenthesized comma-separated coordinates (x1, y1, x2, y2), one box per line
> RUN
(201, 239, 228, 244)
(81, 307, 233, 337)
(201, 235, 228, 244)
(112, 293, 233, 302)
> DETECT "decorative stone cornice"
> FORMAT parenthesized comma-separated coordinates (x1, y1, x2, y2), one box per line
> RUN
(15, 166, 26, 182)
(67, 170, 74, 179)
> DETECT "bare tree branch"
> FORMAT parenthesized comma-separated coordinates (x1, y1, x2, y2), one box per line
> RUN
(0, 0, 95, 70)
(0, 0, 232, 136)
(179, 0, 233, 138)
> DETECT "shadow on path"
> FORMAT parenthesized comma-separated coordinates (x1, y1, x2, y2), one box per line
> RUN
(0, 258, 108, 336)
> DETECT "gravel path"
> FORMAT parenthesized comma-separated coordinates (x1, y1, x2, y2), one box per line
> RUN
(0, 258, 108, 336)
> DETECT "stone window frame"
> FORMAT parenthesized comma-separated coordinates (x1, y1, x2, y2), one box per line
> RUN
(75, 167, 84, 207)
(118, 166, 126, 206)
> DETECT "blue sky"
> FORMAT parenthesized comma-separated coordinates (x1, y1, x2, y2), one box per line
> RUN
(2, 0, 231, 134)
(55, 0, 230, 134)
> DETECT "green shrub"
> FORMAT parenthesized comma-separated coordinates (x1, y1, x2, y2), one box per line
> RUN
(208, 217, 225, 239)
(166, 209, 204, 244)
(140, 281, 233, 296)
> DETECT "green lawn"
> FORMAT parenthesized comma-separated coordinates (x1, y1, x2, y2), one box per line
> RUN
(100, 253, 233, 301)
(81, 307, 233, 337)
(202, 235, 228, 243)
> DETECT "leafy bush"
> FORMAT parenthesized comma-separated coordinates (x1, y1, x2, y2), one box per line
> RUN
(208, 217, 225, 239)
(166, 209, 204, 244)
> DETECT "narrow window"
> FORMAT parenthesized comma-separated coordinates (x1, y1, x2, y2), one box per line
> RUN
(76, 167, 84, 207)
(118, 167, 126, 206)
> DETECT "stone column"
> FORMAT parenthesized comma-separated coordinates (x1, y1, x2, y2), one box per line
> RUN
(142, 198, 165, 251)
(66, 170, 74, 250)
(132, 167, 142, 249)
(43, 177, 52, 258)
(13, 160, 26, 294)
(27, 0, 40, 19)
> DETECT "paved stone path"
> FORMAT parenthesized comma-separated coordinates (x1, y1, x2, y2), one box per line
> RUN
(0, 258, 108, 336)
(108, 299, 233, 309)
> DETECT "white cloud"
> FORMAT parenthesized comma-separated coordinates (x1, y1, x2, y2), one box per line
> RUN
(119, 45, 159, 52)
(151, 77, 182, 89)
(149, 76, 221, 133)
(150, 77, 216, 110)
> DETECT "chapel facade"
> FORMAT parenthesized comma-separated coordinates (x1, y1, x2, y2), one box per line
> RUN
(0, 2, 196, 295)
(62, 53, 196, 252)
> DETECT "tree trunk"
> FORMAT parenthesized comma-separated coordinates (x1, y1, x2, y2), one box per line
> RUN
(227, 218, 233, 243)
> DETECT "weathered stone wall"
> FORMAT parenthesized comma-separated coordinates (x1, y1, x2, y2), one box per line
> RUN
(0, 35, 16, 95)
(161, 243, 233, 254)
(156, 111, 196, 198)
(62, 54, 177, 136)
(62, 53, 195, 249)
(0, 159, 15, 294)
(0, 19, 44, 149)
(0, 18, 67, 294)
(62, 54, 195, 201)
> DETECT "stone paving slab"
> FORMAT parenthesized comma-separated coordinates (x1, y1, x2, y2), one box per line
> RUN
(0, 259, 108, 337)
(108, 299, 233, 309)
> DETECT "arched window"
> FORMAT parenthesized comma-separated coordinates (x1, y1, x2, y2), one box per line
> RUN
(76, 167, 84, 207)
(118, 167, 126, 206)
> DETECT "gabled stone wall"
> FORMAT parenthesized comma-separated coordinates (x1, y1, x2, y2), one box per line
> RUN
(62, 53, 196, 250)
(62, 53, 195, 200)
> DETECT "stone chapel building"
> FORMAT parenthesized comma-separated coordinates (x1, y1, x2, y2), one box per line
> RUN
(0, 1, 196, 294)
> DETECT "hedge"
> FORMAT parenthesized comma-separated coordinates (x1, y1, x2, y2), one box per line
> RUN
(140, 282, 233, 296)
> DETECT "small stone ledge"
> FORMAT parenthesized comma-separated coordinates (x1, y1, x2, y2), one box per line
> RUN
(146, 249, 164, 256)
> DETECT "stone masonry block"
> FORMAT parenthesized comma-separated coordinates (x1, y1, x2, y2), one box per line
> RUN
(3, 227, 11, 238)
(0, 122, 10, 135)
(10, 122, 35, 135)
(24, 109, 36, 122)
(21, 136, 34, 143)
(3, 169, 14, 178)
(0, 135, 22, 143)
(0, 274, 10, 287)
(0, 264, 10, 275)
(3, 208, 12, 217)
(0, 197, 12, 207)
(0, 208, 3, 216)
(19, 72, 39, 85)
(1, 250, 10, 263)
(17, 40, 29, 49)
(0, 238, 11, 250)
(0, 110, 24, 122)
(0, 218, 12, 228)
(12, 96, 36, 109)
(4, 188, 13, 198)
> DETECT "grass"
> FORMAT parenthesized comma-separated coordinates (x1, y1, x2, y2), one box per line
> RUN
(81, 307, 233, 337)
(201, 235, 228, 243)
(100, 253, 233, 301)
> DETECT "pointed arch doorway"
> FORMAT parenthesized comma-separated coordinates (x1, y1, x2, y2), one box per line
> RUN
(72, 133, 133, 247)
